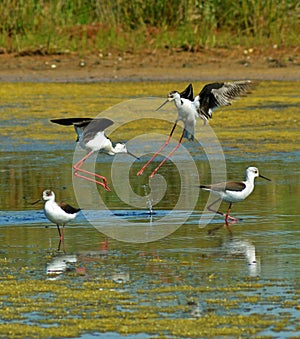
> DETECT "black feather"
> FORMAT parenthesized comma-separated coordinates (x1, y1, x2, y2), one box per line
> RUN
(58, 202, 81, 214)
(50, 117, 93, 126)
(180, 83, 194, 101)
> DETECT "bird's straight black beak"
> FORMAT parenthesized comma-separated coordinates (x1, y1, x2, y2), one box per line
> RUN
(31, 198, 42, 205)
(127, 151, 140, 160)
(259, 174, 271, 181)
(156, 99, 169, 111)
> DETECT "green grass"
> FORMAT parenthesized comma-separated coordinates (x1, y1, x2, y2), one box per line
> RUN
(0, 0, 299, 55)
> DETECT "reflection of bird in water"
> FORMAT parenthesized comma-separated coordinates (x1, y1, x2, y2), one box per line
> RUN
(33, 190, 80, 251)
(111, 270, 130, 283)
(137, 80, 254, 178)
(222, 237, 261, 277)
(47, 254, 77, 279)
(187, 300, 204, 319)
(201, 166, 271, 223)
(51, 117, 139, 191)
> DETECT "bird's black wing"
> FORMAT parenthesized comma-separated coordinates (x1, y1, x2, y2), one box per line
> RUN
(198, 80, 254, 120)
(50, 117, 114, 142)
(200, 181, 246, 192)
(81, 118, 114, 133)
(180, 83, 194, 101)
(80, 118, 114, 146)
(58, 202, 81, 214)
(50, 117, 93, 126)
(224, 181, 246, 192)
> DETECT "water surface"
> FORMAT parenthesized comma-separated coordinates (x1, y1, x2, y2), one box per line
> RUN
(0, 81, 299, 338)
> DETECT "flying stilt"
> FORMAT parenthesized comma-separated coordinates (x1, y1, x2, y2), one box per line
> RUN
(51, 117, 139, 191)
(137, 80, 254, 178)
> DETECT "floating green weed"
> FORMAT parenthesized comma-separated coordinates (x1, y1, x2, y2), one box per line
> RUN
(0, 276, 298, 338)
(0, 251, 299, 339)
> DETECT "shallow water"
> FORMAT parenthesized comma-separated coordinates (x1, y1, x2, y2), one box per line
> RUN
(0, 82, 299, 338)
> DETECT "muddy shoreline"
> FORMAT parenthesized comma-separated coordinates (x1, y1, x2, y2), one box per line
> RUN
(0, 48, 299, 82)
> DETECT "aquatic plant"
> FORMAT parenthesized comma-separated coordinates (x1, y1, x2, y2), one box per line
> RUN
(0, 276, 298, 338)
(0, 81, 299, 154)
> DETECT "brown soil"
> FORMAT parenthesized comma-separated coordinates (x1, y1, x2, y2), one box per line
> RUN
(0, 47, 299, 82)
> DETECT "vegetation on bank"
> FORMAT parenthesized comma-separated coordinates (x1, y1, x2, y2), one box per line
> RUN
(0, 0, 299, 55)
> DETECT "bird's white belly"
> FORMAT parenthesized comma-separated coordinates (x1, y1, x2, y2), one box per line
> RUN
(44, 204, 76, 225)
(84, 132, 108, 152)
(221, 185, 254, 203)
(177, 104, 197, 122)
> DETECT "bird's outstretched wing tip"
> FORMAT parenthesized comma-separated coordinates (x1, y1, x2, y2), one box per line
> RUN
(50, 117, 93, 126)
(49, 117, 114, 131)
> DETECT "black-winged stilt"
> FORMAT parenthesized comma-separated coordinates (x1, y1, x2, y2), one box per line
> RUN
(33, 190, 80, 250)
(51, 117, 139, 191)
(137, 80, 254, 178)
(200, 166, 270, 223)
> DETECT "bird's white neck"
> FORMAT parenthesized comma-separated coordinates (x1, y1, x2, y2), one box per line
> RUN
(173, 95, 184, 109)
(245, 173, 256, 187)
(104, 142, 127, 156)
(45, 196, 55, 204)
(103, 142, 116, 156)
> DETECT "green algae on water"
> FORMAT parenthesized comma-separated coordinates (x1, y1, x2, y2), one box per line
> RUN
(0, 81, 299, 154)
(0, 276, 299, 339)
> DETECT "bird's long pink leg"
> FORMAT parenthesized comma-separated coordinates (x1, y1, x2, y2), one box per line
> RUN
(208, 200, 238, 223)
(207, 198, 224, 216)
(61, 226, 65, 241)
(206, 201, 236, 234)
(57, 239, 62, 252)
(56, 225, 62, 240)
(149, 129, 184, 178)
(225, 203, 238, 223)
(137, 121, 178, 176)
(57, 225, 66, 252)
(73, 150, 110, 191)
(56, 225, 65, 252)
(224, 219, 233, 234)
